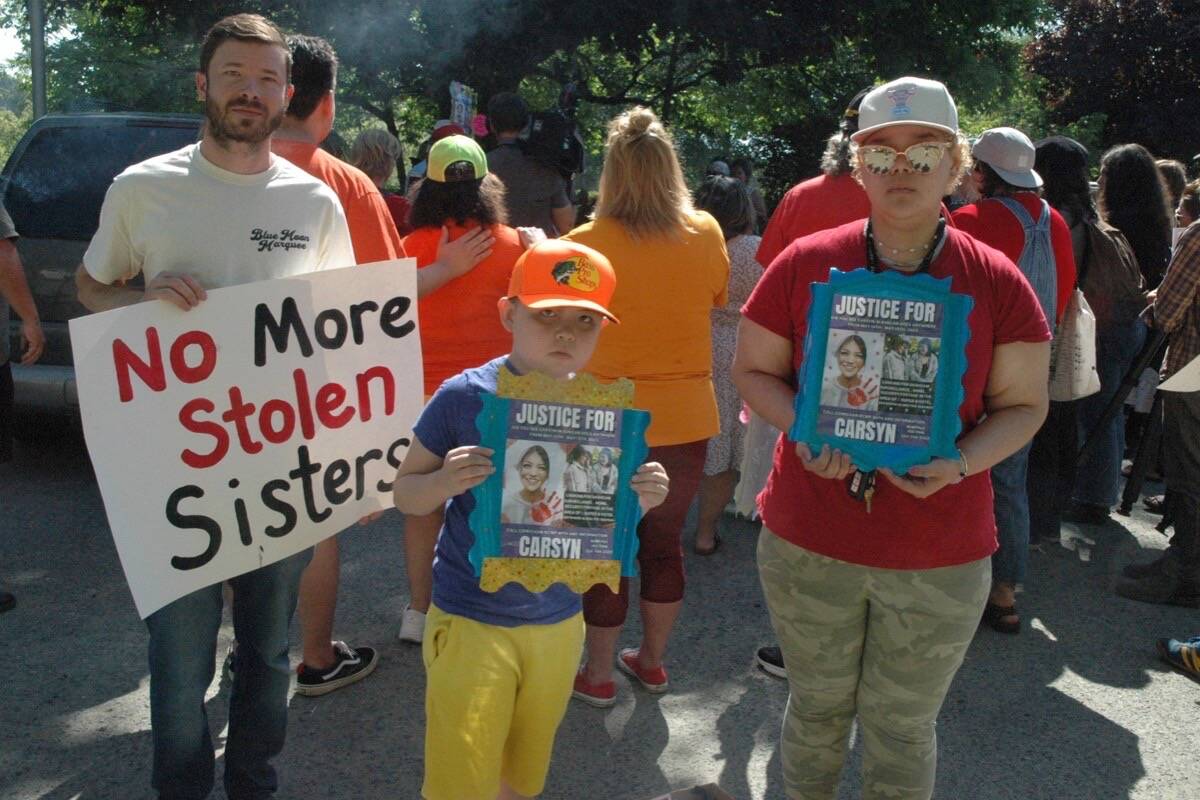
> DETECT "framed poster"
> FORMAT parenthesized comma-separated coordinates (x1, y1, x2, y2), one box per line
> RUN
(469, 368, 650, 593)
(790, 268, 973, 473)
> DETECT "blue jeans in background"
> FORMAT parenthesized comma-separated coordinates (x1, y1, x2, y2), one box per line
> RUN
(146, 547, 312, 800)
(992, 442, 1032, 586)
(1073, 319, 1148, 508)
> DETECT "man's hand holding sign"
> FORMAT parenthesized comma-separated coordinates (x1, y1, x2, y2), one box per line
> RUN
(72, 260, 422, 617)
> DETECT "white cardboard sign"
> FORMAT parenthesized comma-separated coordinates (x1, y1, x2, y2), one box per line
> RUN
(70, 260, 421, 617)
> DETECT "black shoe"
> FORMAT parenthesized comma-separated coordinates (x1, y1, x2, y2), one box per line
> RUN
(1063, 503, 1110, 526)
(1121, 550, 1179, 580)
(0, 591, 14, 614)
(756, 645, 786, 678)
(295, 642, 379, 697)
(1115, 573, 1200, 608)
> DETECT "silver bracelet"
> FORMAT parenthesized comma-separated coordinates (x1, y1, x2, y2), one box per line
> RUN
(956, 448, 969, 480)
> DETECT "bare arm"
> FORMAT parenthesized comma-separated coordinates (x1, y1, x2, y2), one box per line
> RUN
(551, 204, 576, 238)
(392, 438, 495, 515)
(76, 263, 208, 313)
(415, 227, 494, 299)
(0, 239, 43, 365)
(881, 340, 1049, 497)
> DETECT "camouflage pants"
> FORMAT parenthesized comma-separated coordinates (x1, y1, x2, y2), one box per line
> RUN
(757, 530, 990, 800)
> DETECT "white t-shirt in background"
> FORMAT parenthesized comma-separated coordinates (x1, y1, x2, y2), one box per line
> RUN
(84, 143, 354, 289)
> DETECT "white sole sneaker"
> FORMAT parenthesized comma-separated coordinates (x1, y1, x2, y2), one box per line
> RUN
(398, 604, 426, 644)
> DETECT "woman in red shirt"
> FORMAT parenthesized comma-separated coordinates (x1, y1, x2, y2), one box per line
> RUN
(734, 78, 1050, 799)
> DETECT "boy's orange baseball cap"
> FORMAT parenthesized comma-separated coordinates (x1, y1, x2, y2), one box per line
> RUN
(507, 240, 619, 323)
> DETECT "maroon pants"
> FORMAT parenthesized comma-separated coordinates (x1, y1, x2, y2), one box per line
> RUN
(583, 440, 707, 627)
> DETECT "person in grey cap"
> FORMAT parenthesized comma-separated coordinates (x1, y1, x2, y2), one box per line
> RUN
(952, 126, 1077, 634)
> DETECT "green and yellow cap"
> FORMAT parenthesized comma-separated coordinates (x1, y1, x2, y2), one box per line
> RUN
(426, 134, 488, 183)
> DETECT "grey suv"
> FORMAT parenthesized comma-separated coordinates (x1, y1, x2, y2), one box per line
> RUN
(2, 112, 202, 416)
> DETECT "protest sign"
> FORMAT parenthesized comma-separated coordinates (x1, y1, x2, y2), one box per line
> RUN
(469, 369, 649, 594)
(69, 260, 421, 618)
(791, 268, 972, 473)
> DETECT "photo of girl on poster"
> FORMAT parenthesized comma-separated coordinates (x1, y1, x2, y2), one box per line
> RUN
(500, 443, 563, 525)
(820, 332, 880, 411)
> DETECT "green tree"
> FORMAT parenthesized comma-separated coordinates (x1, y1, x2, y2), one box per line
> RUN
(1027, 0, 1200, 161)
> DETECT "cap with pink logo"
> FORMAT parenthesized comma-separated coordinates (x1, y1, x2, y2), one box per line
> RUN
(851, 77, 959, 142)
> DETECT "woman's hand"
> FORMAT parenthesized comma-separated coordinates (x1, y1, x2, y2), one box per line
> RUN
(878, 458, 960, 499)
(796, 443, 856, 481)
(631, 462, 670, 512)
(437, 446, 495, 497)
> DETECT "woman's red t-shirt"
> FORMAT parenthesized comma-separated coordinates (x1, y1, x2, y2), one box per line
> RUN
(741, 222, 1051, 570)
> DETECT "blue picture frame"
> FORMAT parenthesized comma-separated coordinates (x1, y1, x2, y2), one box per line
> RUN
(789, 268, 973, 474)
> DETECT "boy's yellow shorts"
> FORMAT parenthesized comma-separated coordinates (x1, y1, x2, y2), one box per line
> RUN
(421, 604, 585, 800)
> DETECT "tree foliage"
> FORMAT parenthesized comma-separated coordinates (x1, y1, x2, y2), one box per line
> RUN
(1, 0, 1052, 200)
(1027, 0, 1200, 162)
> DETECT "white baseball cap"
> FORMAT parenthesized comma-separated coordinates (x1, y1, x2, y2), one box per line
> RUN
(851, 77, 958, 142)
(972, 127, 1043, 189)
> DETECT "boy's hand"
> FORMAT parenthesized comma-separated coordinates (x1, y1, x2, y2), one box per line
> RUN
(631, 462, 669, 513)
(437, 446, 495, 497)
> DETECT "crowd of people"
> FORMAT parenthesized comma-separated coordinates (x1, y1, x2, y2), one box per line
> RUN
(3, 10, 1200, 800)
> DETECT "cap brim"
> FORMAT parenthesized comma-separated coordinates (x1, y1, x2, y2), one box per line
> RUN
(988, 164, 1043, 189)
(851, 120, 957, 142)
(521, 295, 619, 324)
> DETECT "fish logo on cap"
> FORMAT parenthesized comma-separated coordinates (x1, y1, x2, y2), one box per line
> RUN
(551, 257, 600, 293)
(887, 85, 916, 118)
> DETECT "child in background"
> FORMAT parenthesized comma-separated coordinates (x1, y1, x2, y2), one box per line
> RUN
(392, 239, 670, 800)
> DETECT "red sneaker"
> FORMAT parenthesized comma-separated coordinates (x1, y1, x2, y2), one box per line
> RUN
(617, 648, 669, 693)
(572, 668, 616, 707)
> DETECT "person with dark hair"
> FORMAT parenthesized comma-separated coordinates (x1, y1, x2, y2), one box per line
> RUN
(1158, 158, 1188, 211)
(349, 128, 412, 236)
(396, 135, 523, 646)
(485, 91, 574, 237)
(1034, 136, 1149, 532)
(1177, 180, 1199, 230)
(1063, 143, 1169, 524)
(692, 175, 762, 555)
(1100, 144, 1174, 289)
(952, 126, 1076, 634)
(749, 85, 873, 678)
(756, 86, 873, 270)
(706, 158, 731, 177)
(74, 14, 356, 798)
(730, 157, 769, 234)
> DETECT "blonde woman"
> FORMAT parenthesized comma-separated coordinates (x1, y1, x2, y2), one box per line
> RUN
(349, 128, 412, 236)
(564, 107, 730, 706)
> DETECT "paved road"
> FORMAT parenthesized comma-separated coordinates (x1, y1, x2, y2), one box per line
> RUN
(2, 427, 1197, 799)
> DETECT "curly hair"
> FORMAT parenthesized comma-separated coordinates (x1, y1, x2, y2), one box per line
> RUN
(409, 174, 508, 229)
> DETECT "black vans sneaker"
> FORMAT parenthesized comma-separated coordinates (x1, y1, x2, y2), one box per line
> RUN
(295, 642, 379, 697)
(756, 645, 787, 679)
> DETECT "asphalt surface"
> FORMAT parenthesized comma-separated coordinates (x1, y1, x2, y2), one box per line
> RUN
(2, 424, 1198, 800)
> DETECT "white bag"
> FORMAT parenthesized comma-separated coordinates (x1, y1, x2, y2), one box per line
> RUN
(1048, 288, 1100, 401)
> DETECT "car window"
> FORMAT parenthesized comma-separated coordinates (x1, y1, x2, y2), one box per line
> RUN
(3, 122, 199, 240)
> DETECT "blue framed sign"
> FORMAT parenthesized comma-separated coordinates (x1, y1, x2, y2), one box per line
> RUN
(468, 368, 649, 594)
(790, 268, 973, 474)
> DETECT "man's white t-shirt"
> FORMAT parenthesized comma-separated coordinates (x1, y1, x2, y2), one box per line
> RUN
(84, 143, 355, 289)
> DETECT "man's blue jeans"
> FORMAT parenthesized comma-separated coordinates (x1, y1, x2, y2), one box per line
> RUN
(146, 547, 312, 800)
(991, 443, 1032, 586)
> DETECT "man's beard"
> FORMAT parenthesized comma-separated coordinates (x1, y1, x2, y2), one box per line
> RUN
(205, 95, 284, 146)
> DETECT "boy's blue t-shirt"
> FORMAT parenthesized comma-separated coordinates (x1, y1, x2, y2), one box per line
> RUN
(412, 356, 582, 627)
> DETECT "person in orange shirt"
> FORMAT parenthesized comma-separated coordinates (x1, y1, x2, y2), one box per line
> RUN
(270, 35, 492, 695)
(397, 135, 522, 644)
(564, 107, 729, 706)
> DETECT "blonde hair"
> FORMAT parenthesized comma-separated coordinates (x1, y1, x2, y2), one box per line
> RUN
(594, 107, 695, 239)
(349, 128, 402, 185)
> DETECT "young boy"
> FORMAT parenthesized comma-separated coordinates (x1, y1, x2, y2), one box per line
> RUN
(393, 239, 670, 800)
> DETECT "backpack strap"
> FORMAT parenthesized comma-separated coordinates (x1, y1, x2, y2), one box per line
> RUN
(993, 195, 1036, 229)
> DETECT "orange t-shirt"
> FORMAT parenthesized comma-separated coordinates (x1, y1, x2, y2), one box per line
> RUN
(403, 222, 520, 395)
(272, 139, 404, 264)
(563, 212, 730, 446)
